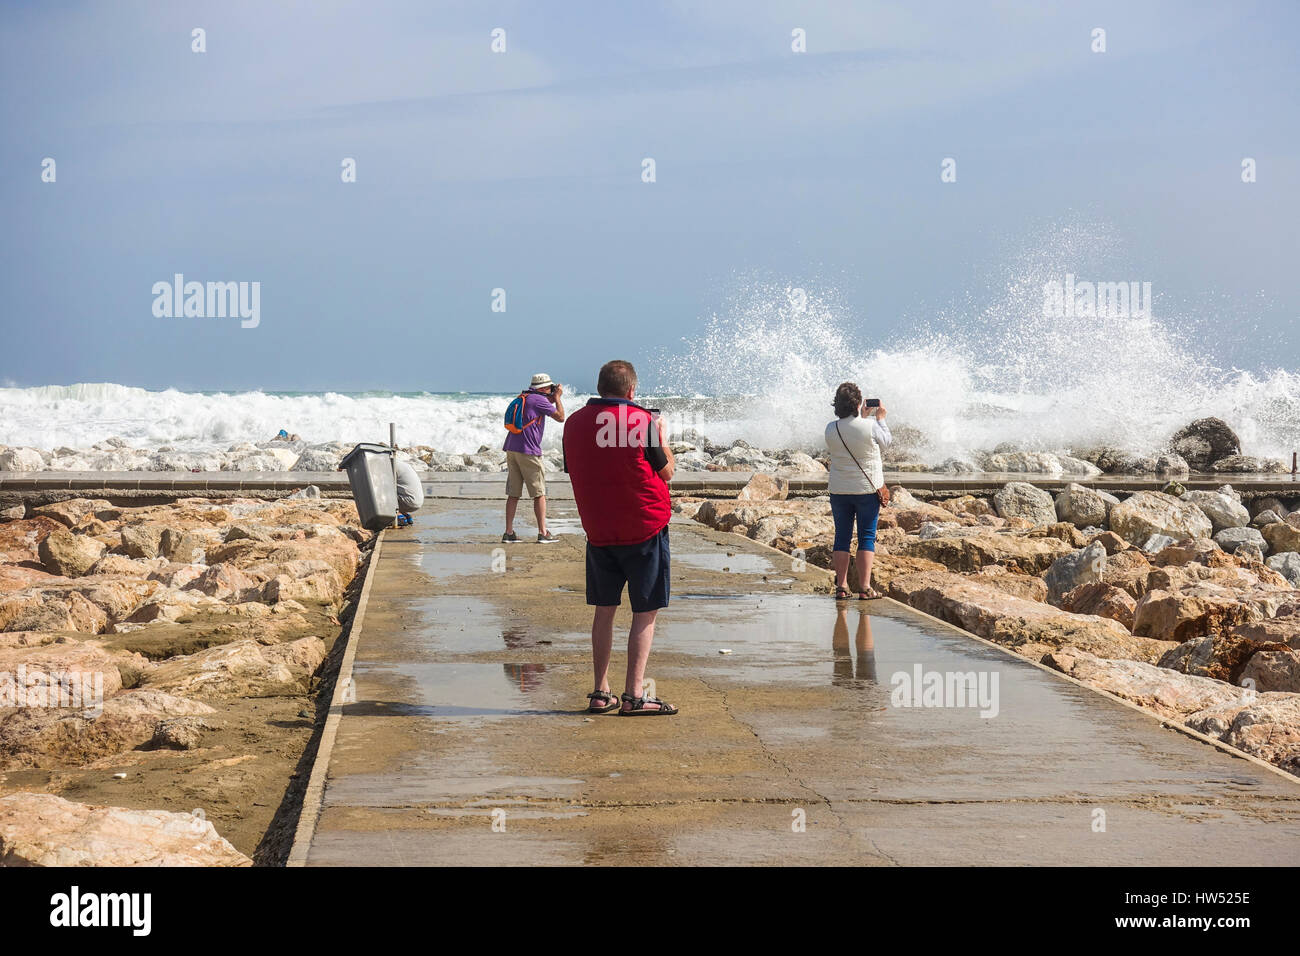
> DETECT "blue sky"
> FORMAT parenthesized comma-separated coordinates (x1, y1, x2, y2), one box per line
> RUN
(1, 0, 1296, 392)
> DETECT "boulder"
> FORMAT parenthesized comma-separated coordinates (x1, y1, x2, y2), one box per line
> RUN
(1262, 521, 1300, 556)
(895, 530, 1073, 575)
(1108, 491, 1212, 546)
(1185, 696, 1300, 774)
(1212, 455, 1287, 474)
(119, 524, 166, 559)
(0, 689, 213, 769)
(1141, 534, 1176, 554)
(38, 529, 106, 577)
(1168, 417, 1240, 470)
(1157, 632, 1280, 684)
(1154, 453, 1190, 477)
(31, 499, 114, 529)
(1059, 581, 1138, 630)
(144, 636, 326, 698)
(1249, 497, 1290, 519)
(0, 793, 249, 866)
(0, 517, 65, 565)
(1150, 537, 1224, 568)
(736, 474, 789, 502)
(1043, 648, 1246, 719)
(984, 452, 1064, 475)
(1044, 542, 1107, 604)
(0, 447, 45, 472)
(1266, 551, 1300, 587)
(1180, 491, 1249, 534)
(1132, 585, 1265, 642)
(1252, 509, 1285, 529)
(1214, 526, 1267, 556)
(1239, 648, 1300, 693)
(1054, 483, 1120, 528)
(1089, 530, 1130, 555)
(887, 570, 1175, 663)
(992, 482, 1057, 526)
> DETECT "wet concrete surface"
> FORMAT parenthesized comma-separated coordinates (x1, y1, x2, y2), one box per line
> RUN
(304, 499, 1300, 865)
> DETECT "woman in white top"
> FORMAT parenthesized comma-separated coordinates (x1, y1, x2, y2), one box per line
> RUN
(824, 382, 892, 599)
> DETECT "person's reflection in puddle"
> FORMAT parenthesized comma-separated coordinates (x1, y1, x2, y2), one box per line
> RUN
(502, 627, 547, 692)
(831, 607, 876, 687)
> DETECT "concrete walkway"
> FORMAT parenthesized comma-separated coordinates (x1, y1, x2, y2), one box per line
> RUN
(296, 499, 1300, 866)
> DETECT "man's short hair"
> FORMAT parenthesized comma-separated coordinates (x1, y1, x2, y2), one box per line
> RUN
(597, 360, 637, 398)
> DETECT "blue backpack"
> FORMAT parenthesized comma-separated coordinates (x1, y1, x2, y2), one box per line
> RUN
(504, 391, 543, 434)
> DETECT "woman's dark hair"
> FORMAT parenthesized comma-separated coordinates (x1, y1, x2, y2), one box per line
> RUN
(832, 382, 861, 418)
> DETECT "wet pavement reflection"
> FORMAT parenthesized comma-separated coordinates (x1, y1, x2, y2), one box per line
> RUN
(832, 606, 876, 687)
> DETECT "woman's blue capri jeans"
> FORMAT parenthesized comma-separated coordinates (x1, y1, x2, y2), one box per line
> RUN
(830, 493, 882, 553)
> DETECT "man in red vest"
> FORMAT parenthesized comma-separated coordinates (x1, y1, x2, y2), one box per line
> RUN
(563, 360, 678, 716)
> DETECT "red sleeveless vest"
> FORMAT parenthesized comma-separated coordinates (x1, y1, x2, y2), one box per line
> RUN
(563, 399, 671, 547)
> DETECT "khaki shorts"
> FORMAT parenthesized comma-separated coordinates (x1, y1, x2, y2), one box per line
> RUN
(505, 451, 546, 498)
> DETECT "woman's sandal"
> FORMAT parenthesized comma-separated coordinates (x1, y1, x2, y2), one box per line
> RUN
(585, 690, 620, 714)
(833, 587, 852, 600)
(619, 693, 679, 716)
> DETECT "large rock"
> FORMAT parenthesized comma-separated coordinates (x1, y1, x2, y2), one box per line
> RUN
(1044, 542, 1107, 604)
(144, 637, 326, 698)
(0, 689, 212, 769)
(1060, 581, 1138, 630)
(984, 452, 1064, 475)
(31, 499, 114, 529)
(992, 482, 1058, 526)
(895, 530, 1073, 575)
(0, 517, 65, 565)
(37, 529, 106, 578)
(1168, 418, 1240, 470)
(1042, 648, 1242, 718)
(736, 474, 789, 502)
(119, 524, 166, 559)
(1108, 491, 1213, 546)
(1157, 632, 1279, 684)
(1132, 584, 1265, 642)
(887, 570, 1175, 663)
(1214, 526, 1267, 556)
(1054, 483, 1117, 528)
(1266, 551, 1300, 586)
(1239, 648, 1300, 693)
(1262, 521, 1300, 556)
(1212, 455, 1287, 474)
(0, 447, 45, 472)
(1181, 491, 1249, 534)
(1185, 697, 1300, 774)
(0, 793, 250, 866)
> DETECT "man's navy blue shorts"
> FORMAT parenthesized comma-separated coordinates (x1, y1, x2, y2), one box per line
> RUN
(585, 526, 670, 612)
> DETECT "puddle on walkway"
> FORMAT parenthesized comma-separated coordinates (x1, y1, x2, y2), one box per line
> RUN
(351, 660, 570, 719)
(675, 551, 775, 574)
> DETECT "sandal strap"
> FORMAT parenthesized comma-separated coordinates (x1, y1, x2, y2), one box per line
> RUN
(587, 690, 615, 700)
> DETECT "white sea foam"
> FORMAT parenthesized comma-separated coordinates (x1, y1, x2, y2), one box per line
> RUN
(2, 227, 1297, 463)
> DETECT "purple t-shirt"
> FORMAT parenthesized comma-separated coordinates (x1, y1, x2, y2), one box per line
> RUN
(502, 391, 556, 456)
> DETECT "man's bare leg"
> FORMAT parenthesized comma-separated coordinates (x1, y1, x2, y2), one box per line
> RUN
(591, 605, 617, 696)
(505, 496, 519, 535)
(533, 495, 548, 536)
(623, 609, 664, 709)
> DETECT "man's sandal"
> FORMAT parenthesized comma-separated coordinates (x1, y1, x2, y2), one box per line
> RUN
(619, 693, 679, 716)
(858, 588, 883, 600)
(586, 690, 620, 714)
(833, 587, 852, 600)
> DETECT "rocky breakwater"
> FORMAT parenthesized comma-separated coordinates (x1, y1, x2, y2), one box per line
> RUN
(3, 415, 1287, 479)
(681, 475, 1300, 776)
(0, 494, 370, 865)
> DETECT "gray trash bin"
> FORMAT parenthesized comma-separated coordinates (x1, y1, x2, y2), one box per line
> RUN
(339, 442, 398, 531)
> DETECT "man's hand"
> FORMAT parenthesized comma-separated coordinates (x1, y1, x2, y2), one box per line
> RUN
(656, 417, 675, 482)
(866, 402, 887, 421)
(549, 384, 566, 422)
